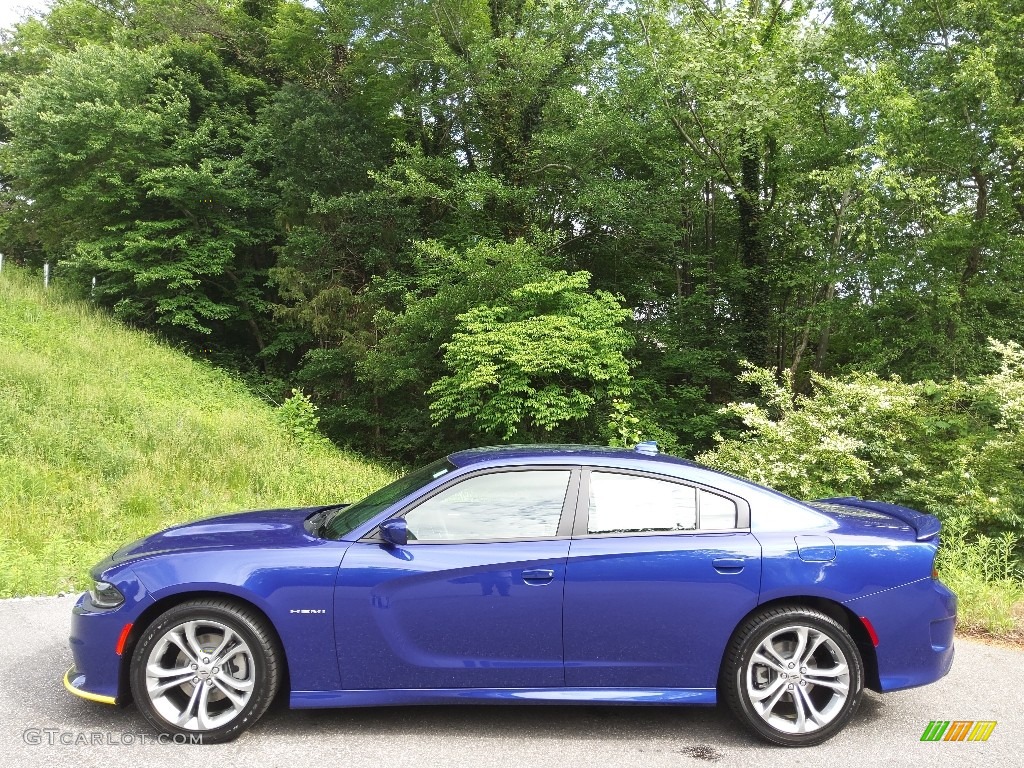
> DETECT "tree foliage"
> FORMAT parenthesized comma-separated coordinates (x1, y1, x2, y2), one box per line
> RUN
(0, 0, 1022, 476)
(429, 270, 634, 441)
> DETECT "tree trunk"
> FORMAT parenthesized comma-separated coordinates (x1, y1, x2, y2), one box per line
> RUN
(813, 280, 836, 373)
(959, 168, 988, 300)
(737, 134, 771, 366)
(811, 189, 851, 373)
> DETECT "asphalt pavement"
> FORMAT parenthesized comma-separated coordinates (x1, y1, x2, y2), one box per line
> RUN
(0, 594, 1020, 767)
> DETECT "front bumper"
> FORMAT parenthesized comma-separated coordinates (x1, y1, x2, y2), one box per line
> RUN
(63, 666, 117, 705)
(66, 582, 153, 705)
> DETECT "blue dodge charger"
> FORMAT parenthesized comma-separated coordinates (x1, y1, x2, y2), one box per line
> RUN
(65, 443, 956, 746)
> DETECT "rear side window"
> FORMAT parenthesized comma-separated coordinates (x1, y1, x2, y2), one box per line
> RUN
(587, 472, 739, 534)
(587, 472, 697, 534)
(700, 489, 738, 529)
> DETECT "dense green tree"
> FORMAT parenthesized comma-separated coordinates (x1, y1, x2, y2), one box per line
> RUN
(819, 0, 1024, 379)
(429, 269, 635, 442)
(1, 6, 281, 351)
(0, 0, 1022, 466)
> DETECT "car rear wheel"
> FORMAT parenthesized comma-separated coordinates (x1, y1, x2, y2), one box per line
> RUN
(722, 605, 864, 747)
(130, 599, 280, 743)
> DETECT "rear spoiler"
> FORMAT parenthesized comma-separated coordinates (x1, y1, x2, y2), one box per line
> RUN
(816, 497, 941, 541)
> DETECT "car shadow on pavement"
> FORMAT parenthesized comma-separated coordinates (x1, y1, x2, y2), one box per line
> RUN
(247, 690, 889, 747)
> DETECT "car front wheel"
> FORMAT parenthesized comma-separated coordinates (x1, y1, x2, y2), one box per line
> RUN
(722, 605, 864, 747)
(130, 599, 280, 743)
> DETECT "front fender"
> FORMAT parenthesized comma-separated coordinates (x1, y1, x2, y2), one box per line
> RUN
(129, 544, 350, 693)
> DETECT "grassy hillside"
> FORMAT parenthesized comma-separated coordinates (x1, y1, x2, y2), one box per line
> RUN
(0, 267, 395, 597)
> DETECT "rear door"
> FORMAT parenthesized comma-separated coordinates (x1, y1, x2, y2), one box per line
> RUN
(335, 466, 578, 690)
(563, 468, 761, 689)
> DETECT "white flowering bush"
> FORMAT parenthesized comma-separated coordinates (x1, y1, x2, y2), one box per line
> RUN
(984, 339, 1024, 429)
(697, 366, 927, 502)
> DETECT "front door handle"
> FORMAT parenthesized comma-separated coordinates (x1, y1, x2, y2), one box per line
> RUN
(712, 558, 745, 574)
(522, 568, 555, 584)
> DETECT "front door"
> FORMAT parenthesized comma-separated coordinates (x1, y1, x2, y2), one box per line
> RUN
(334, 467, 578, 690)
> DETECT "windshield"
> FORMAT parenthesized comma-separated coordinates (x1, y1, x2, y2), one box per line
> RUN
(322, 457, 456, 539)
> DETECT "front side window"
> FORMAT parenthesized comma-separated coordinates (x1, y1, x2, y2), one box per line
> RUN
(403, 470, 571, 542)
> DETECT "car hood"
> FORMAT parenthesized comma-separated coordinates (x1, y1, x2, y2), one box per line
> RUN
(104, 506, 329, 567)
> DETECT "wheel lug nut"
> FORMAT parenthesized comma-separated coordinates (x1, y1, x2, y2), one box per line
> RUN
(800, 667, 807, 673)
(212, 667, 219, 674)
(203, 657, 210, 664)
(192, 677, 199, 684)
(191, 663, 198, 670)
(800, 680, 806, 686)
(788, 663, 795, 668)
(781, 673, 787, 679)
(787, 684, 794, 690)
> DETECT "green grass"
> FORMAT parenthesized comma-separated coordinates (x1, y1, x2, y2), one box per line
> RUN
(0, 266, 395, 597)
(936, 517, 1024, 642)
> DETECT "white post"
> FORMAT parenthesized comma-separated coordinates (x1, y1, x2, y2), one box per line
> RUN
(91, 276, 96, 299)
(43, 262, 50, 289)
(0, 253, 4, 272)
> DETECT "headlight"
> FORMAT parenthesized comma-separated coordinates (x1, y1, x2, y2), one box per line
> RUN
(89, 580, 124, 609)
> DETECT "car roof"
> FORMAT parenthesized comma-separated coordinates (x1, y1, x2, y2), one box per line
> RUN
(447, 444, 697, 470)
(444, 445, 817, 516)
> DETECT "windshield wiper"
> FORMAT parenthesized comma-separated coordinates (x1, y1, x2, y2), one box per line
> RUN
(310, 503, 350, 538)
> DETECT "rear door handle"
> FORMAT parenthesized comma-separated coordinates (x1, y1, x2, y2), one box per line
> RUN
(712, 558, 745, 574)
(522, 568, 555, 584)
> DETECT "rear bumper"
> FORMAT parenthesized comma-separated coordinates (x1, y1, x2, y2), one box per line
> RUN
(845, 577, 957, 692)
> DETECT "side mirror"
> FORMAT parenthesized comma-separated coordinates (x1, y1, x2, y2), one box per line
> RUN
(379, 517, 408, 547)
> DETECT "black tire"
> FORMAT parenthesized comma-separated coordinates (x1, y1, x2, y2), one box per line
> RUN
(721, 605, 864, 747)
(130, 599, 281, 744)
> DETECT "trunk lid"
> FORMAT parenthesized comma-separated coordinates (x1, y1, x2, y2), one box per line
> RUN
(814, 497, 941, 541)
